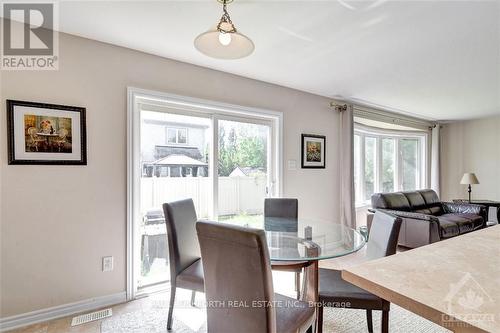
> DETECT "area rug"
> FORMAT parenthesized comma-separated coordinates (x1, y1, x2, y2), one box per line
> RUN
(101, 301, 451, 333)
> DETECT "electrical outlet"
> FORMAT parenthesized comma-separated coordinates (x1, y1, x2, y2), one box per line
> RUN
(102, 256, 113, 272)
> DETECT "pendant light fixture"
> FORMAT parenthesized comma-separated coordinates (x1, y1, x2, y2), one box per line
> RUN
(194, 0, 254, 59)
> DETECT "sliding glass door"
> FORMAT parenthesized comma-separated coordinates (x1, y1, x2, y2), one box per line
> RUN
(217, 118, 272, 227)
(130, 90, 281, 292)
(138, 110, 212, 288)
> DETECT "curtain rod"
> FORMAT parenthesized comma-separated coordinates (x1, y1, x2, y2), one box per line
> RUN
(330, 102, 348, 112)
(329, 101, 439, 130)
(354, 105, 434, 127)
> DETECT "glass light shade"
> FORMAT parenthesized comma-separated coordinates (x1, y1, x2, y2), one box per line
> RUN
(194, 27, 254, 59)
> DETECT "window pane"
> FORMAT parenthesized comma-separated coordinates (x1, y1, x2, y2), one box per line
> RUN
(381, 138, 395, 192)
(140, 112, 211, 288)
(354, 135, 360, 202)
(218, 119, 269, 228)
(364, 137, 376, 201)
(167, 128, 177, 143)
(177, 129, 187, 144)
(401, 138, 418, 191)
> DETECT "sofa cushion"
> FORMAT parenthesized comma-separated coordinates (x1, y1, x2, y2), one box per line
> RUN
(403, 191, 426, 208)
(371, 192, 411, 211)
(403, 192, 432, 214)
(438, 214, 478, 234)
(427, 206, 443, 215)
(418, 189, 443, 215)
(437, 219, 460, 238)
(414, 208, 433, 214)
(454, 214, 483, 229)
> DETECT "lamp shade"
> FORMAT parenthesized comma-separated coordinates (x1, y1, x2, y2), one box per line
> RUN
(460, 173, 480, 185)
(194, 28, 254, 60)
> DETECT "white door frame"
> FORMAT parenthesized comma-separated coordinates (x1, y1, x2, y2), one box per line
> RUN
(126, 87, 283, 300)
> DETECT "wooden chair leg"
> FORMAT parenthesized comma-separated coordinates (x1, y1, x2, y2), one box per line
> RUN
(295, 271, 301, 299)
(317, 304, 323, 333)
(381, 310, 389, 333)
(366, 309, 373, 333)
(167, 285, 176, 330)
(190, 290, 196, 307)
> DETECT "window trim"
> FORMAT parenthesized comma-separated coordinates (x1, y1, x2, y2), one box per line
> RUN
(354, 123, 428, 206)
(127, 87, 283, 300)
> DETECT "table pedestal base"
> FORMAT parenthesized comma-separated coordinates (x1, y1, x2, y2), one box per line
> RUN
(301, 260, 319, 333)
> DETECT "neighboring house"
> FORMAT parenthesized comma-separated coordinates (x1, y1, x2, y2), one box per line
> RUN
(146, 154, 208, 177)
(141, 119, 209, 177)
(229, 166, 266, 177)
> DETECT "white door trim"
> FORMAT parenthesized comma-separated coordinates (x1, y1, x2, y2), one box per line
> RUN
(126, 87, 283, 299)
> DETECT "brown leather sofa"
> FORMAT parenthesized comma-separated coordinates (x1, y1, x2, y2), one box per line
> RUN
(369, 189, 486, 248)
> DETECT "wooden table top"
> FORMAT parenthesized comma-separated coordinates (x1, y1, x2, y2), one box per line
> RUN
(342, 226, 500, 333)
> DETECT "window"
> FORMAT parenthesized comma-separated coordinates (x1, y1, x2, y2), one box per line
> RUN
(364, 137, 376, 201)
(166, 127, 187, 144)
(400, 138, 418, 191)
(381, 138, 395, 193)
(354, 126, 427, 206)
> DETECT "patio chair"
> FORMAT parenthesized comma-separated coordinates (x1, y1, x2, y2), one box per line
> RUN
(27, 127, 45, 152)
(53, 128, 68, 152)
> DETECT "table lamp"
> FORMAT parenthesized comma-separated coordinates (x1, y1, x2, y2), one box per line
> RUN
(460, 173, 479, 203)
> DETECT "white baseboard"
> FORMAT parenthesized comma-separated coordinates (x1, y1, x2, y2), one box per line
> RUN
(0, 291, 127, 332)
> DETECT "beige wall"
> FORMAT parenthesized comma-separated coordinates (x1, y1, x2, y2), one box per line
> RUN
(441, 115, 500, 202)
(0, 31, 341, 317)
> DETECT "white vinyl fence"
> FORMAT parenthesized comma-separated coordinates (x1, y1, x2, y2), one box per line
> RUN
(141, 176, 267, 217)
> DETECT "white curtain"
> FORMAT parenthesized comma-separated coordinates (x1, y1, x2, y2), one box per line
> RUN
(340, 105, 356, 229)
(431, 125, 441, 196)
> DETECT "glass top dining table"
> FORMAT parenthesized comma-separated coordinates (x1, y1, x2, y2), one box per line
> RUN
(218, 216, 366, 262)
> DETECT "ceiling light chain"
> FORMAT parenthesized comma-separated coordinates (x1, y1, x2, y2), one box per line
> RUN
(194, 0, 254, 59)
(217, 1, 237, 34)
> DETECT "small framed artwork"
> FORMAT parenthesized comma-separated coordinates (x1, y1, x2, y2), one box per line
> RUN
(7, 100, 87, 165)
(301, 134, 326, 169)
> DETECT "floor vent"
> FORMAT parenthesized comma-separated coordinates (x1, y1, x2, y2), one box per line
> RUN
(71, 308, 112, 326)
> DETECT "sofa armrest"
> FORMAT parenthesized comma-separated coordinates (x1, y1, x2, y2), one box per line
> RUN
(376, 209, 440, 248)
(377, 209, 439, 223)
(442, 202, 485, 215)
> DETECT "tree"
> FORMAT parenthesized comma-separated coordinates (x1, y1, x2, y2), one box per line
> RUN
(217, 126, 267, 176)
(235, 136, 266, 170)
(218, 127, 237, 176)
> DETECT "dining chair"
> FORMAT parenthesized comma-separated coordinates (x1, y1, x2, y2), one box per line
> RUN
(196, 220, 316, 333)
(264, 198, 308, 299)
(317, 211, 402, 333)
(162, 198, 204, 330)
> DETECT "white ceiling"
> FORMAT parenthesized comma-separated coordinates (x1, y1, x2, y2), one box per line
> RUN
(43, 1, 500, 120)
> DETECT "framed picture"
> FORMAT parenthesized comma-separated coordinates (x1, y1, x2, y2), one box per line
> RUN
(301, 134, 326, 169)
(7, 100, 87, 165)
